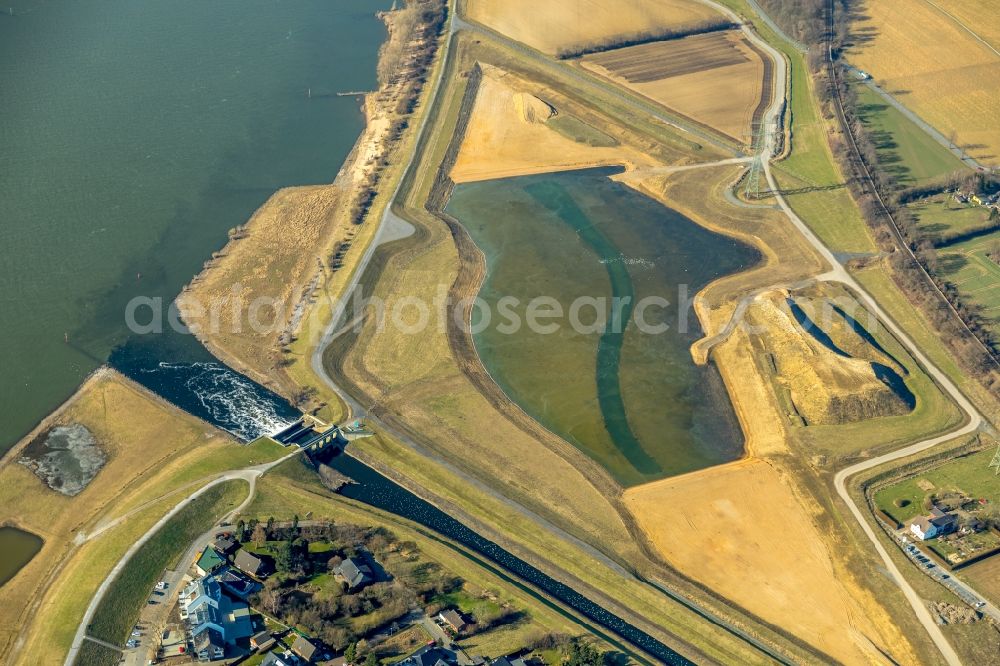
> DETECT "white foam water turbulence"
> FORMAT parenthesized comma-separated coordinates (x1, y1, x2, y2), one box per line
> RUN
(140, 362, 296, 441)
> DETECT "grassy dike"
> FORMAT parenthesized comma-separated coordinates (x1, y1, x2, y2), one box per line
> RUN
(348, 28, 824, 664)
(86, 480, 249, 645)
(276, 2, 986, 665)
(300, 20, 801, 663)
(0, 372, 287, 666)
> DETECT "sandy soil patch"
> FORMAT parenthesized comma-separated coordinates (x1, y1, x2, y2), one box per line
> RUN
(624, 459, 919, 664)
(580, 31, 768, 142)
(744, 291, 911, 425)
(450, 65, 657, 182)
(848, 0, 1000, 165)
(465, 0, 722, 55)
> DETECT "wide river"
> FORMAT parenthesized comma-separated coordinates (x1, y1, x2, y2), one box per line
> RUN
(0, 0, 390, 452)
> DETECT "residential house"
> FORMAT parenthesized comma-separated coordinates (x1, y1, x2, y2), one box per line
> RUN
(910, 507, 959, 540)
(213, 535, 239, 556)
(250, 630, 276, 651)
(437, 609, 467, 634)
(179, 575, 254, 650)
(193, 627, 225, 662)
(334, 557, 373, 591)
(291, 635, 320, 663)
(262, 653, 296, 666)
(217, 568, 259, 599)
(401, 646, 460, 666)
(195, 548, 226, 577)
(234, 549, 267, 578)
(490, 658, 529, 666)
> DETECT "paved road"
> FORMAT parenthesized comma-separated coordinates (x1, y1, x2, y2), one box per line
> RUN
(892, 530, 1000, 624)
(307, 0, 992, 663)
(850, 73, 984, 171)
(64, 450, 302, 666)
(708, 0, 985, 662)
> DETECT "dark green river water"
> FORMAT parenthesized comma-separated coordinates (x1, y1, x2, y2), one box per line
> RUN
(0, 0, 390, 451)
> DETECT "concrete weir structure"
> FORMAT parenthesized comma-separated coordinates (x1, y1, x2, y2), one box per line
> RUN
(270, 417, 373, 451)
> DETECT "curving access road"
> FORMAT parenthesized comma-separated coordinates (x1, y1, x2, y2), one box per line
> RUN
(307, 0, 994, 663)
(699, 0, 987, 663)
(63, 449, 303, 666)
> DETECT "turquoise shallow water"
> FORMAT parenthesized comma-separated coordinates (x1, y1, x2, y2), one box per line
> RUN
(448, 169, 760, 485)
(0, 0, 389, 451)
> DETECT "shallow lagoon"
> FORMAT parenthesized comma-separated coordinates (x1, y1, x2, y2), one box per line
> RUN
(0, 527, 43, 588)
(447, 168, 760, 485)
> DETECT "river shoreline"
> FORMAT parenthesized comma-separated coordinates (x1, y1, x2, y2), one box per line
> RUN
(176, 3, 444, 410)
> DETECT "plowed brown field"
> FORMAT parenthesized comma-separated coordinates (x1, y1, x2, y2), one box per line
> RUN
(580, 31, 769, 142)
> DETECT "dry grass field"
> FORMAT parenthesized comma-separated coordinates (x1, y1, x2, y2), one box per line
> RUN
(451, 65, 659, 182)
(0, 370, 283, 664)
(464, 0, 723, 56)
(177, 183, 348, 398)
(848, 0, 1000, 165)
(623, 459, 923, 665)
(919, 0, 1000, 52)
(580, 31, 769, 141)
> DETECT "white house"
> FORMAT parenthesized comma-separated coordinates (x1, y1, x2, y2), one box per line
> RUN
(910, 507, 958, 541)
(179, 575, 254, 661)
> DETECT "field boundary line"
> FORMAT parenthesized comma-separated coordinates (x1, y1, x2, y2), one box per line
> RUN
(921, 0, 1000, 59)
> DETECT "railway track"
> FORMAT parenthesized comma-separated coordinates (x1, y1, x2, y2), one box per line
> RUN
(823, 0, 1000, 372)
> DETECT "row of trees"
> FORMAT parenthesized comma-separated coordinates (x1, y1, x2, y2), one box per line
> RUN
(553, 19, 736, 59)
(755, 0, 827, 44)
(801, 2, 1000, 393)
(348, 0, 447, 226)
